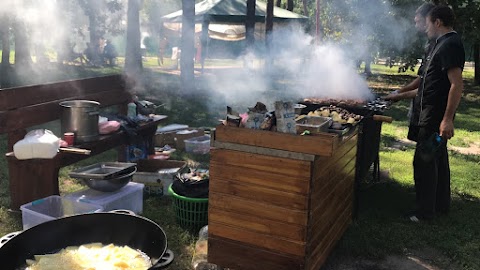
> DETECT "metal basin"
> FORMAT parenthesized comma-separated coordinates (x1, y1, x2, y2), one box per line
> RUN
(82, 167, 137, 192)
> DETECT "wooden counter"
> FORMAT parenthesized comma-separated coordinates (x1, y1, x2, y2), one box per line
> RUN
(208, 125, 357, 270)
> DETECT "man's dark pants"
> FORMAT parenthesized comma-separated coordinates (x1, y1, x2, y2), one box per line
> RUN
(411, 126, 451, 219)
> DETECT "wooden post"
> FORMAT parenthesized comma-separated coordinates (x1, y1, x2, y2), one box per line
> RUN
(265, 0, 274, 69)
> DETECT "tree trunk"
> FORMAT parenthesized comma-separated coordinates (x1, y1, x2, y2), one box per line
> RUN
(287, 0, 294, 11)
(13, 19, 32, 67)
(364, 58, 372, 75)
(180, 0, 195, 92)
(1, 15, 10, 67)
(245, 0, 256, 50)
(302, 0, 308, 16)
(0, 15, 11, 88)
(265, 0, 274, 70)
(475, 43, 480, 85)
(125, 0, 143, 77)
(276, 0, 281, 7)
(315, 0, 323, 43)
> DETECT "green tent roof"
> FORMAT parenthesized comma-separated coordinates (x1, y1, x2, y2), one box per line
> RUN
(162, 0, 308, 23)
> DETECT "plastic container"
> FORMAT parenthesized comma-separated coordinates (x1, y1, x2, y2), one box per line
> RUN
(168, 184, 208, 231)
(64, 182, 144, 214)
(192, 225, 219, 270)
(20, 195, 103, 230)
(184, 135, 211, 154)
(127, 101, 137, 117)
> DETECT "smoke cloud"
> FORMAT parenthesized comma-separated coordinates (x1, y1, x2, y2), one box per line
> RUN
(200, 0, 418, 112)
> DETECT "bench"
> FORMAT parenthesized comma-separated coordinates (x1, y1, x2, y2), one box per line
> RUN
(0, 74, 167, 210)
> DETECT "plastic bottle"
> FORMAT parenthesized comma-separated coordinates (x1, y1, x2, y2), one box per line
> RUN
(127, 101, 137, 118)
(421, 132, 443, 161)
(192, 225, 219, 270)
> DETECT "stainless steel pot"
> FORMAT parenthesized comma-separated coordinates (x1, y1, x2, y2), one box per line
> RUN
(60, 100, 100, 143)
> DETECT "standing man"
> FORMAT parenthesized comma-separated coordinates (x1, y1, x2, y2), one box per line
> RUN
(385, 2, 435, 103)
(393, 5, 465, 222)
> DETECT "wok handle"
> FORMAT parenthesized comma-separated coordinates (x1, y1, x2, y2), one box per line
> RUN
(150, 249, 174, 269)
(0, 231, 21, 248)
(108, 209, 136, 215)
(372, 115, 393, 123)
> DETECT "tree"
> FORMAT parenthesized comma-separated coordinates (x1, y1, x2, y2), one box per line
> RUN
(125, 0, 143, 76)
(0, 15, 11, 68)
(246, 0, 256, 50)
(180, 0, 195, 92)
(0, 14, 11, 88)
(13, 18, 32, 67)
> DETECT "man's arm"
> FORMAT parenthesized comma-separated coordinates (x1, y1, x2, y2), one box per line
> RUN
(384, 77, 421, 101)
(440, 67, 463, 139)
(398, 77, 421, 93)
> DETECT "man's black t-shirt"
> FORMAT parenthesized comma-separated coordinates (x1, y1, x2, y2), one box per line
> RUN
(417, 40, 435, 78)
(411, 32, 465, 130)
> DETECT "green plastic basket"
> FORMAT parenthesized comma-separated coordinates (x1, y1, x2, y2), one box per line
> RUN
(168, 184, 209, 231)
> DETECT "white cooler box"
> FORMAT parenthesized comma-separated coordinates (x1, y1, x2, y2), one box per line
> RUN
(64, 182, 144, 214)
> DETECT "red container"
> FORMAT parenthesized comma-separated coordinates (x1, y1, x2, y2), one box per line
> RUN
(63, 132, 75, 146)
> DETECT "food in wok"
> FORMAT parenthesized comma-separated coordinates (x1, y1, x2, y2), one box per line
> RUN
(26, 242, 151, 270)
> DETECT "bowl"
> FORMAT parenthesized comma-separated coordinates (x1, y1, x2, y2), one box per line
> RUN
(82, 167, 137, 192)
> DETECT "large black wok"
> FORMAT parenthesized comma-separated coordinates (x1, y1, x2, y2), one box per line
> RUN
(0, 211, 173, 270)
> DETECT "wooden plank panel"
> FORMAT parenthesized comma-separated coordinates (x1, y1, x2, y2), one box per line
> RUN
(310, 166, 354, 232)
(310, 155, 356, 210)
(210, 178, 309, 210)
(0, 75, 125, 110)
(209, 235, 304, 270)
(209, 207, 307, 241)
(210, 148, 312, 179)
(209, 163, 310, 194)
(214, 141, 315, 161)
(306, 201, 352, 270)
(0, 91, 131, 133)
(214, 125, 338, 156)
(209, 221, 306, 257)
(209, 192, 308, 225)
(312, 134, 357, 181)
(308, 177, 354, 250)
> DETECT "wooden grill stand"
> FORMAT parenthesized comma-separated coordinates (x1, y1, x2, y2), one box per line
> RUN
(208, 125, 358, 270)
(0, 75, 166, 210)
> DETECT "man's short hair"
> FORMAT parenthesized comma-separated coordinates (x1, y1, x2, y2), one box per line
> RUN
(428, 5, 456, 27)
(416, 2, 435, 18)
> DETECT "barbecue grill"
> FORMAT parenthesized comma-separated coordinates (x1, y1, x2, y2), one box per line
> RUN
(299, 95, 391, 183)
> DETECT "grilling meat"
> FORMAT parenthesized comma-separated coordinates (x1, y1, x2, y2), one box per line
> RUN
(303, 98, 368, 107)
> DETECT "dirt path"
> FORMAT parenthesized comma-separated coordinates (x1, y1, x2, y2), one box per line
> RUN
(322, 247, 459, 270)
(392, 139, 480, 155)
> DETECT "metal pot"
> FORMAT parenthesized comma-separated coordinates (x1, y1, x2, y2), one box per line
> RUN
(0, 211, 174, 270)
(60, 100, 100, 143)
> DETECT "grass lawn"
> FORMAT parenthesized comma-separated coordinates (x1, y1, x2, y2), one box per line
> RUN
(0, 61, 479, 269)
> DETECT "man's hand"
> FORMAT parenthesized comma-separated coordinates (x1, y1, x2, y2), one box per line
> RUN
(439, 118, 454, 140)
(384, 90, 400, 102)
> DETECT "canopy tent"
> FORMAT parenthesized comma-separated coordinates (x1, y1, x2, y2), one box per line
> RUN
(161, 0, 308, 41)
(162, 22, 291, 41)
(162, 0, 308, 24)
(161, 0, 308, 71)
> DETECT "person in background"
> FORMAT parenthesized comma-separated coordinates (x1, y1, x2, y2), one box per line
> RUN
(158, 37, 168, 66)
(103, 39, 118, 66)
(389, 5, 465, 222)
